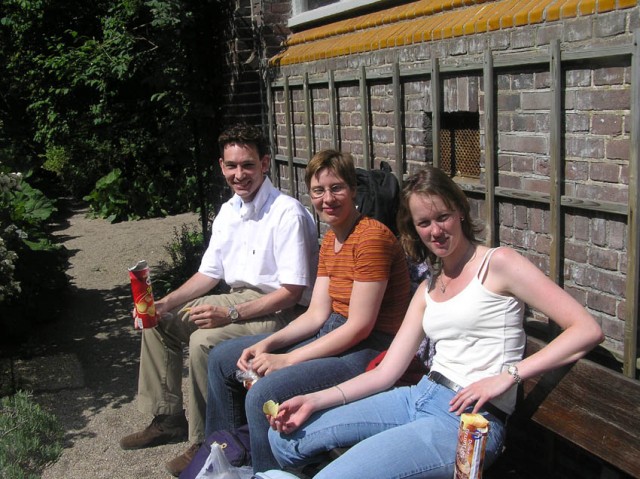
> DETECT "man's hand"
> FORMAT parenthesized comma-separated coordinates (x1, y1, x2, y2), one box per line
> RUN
(188, 304, 231, 329)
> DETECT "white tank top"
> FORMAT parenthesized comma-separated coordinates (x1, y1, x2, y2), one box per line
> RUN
(424, 248, 525, 414)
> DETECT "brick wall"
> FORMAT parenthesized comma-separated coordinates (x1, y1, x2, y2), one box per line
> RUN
(264, 5, 638, 365)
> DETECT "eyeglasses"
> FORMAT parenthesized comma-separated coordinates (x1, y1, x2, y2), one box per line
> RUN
(309, 183, 349, 199)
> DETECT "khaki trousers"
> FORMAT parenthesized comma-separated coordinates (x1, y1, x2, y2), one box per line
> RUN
(136, 288, 300, 443)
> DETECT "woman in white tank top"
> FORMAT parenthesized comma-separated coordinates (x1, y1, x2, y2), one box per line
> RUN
(266, 166, 604, 478)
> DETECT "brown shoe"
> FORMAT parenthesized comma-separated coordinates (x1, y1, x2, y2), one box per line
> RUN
(119, 411, 188, 450)
(165, 442, 202, 477)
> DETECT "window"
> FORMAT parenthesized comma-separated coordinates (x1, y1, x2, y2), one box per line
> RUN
(289, 0, 389, 29)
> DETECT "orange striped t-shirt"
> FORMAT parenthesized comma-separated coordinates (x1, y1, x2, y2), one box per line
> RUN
(317, 216, 411, 335)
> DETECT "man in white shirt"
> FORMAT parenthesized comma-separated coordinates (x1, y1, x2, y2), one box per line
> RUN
(120, 124, 318, 475)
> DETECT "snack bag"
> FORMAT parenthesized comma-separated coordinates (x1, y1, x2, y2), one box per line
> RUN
(128, 260, 158, 329)
(235, 369, 260, 389)
(453, 413, 489, 479)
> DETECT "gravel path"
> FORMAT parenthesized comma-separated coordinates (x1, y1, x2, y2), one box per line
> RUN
(23, 204, 203, 478)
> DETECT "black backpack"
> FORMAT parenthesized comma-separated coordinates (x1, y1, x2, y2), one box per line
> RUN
(355, 161, 400, 235)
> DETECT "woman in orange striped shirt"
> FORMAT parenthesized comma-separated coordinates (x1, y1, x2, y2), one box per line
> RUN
(204, 150, 411, 473)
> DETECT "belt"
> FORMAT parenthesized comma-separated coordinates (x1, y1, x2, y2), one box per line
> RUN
(427, 371, 509, 425)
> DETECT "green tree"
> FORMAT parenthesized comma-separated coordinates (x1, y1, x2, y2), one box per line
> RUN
(1, 0, 229, 221)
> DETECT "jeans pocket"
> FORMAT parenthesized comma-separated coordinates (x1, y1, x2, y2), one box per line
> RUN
(317, 312, 348, 337)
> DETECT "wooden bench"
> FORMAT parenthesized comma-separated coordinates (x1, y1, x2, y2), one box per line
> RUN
(491, 336, 640, 478)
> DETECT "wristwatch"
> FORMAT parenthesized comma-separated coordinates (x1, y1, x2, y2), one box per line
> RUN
(507, 365, 522, 384)
(227, 306, 239, 322)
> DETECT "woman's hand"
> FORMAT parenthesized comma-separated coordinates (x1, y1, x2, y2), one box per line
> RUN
(449, 372, 514, 415)
(251, 353, 293, 376)
(268, 395, 315, 434)
(237, 343, 268, 371)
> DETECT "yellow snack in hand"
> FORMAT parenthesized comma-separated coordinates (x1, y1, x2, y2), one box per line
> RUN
(262, 400, 279, 417)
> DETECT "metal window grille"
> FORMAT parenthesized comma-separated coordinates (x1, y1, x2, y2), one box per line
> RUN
(440, 112, 480, 178)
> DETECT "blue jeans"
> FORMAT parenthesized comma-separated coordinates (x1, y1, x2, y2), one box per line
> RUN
(269, 376, 506, 479)
(205, 313, 394, 473)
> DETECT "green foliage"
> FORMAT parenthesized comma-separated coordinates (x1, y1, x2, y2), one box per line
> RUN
(0, 172, 22, 303)
(153, 223, 206, 297)
(82, 168, 134, 222)
(0, 169, 68, 348)
(1, 0, 229, 218)
(0, 391, 63, 479)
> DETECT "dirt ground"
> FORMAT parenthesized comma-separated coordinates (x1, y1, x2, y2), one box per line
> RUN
(13, 202, 236, 478)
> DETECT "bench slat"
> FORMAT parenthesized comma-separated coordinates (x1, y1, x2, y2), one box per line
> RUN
(517, 337, 640, 477)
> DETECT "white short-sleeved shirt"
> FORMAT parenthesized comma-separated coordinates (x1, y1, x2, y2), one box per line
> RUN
(199, 176, 318, 306)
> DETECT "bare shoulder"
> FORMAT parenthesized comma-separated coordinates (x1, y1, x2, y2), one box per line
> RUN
(483, 246, 547, 294)
(487, 246, 524, 268)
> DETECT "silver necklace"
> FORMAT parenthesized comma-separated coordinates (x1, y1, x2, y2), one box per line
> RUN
(437, 245, 476, 294)
(438, 274, 450, 294)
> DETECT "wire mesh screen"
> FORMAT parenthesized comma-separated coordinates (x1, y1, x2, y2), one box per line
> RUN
(440, 113, 480, 178)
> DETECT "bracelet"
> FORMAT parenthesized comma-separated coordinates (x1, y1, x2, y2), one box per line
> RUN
(334, 385, 347, 405)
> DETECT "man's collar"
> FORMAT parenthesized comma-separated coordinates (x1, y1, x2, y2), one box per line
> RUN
(231, 176, 274, 219)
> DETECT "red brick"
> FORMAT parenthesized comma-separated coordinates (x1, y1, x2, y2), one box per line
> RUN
(523, 178, 550, 194)
(565, 69, 591, 87)
(574, 183, 627, 204)
(521, 91, 550, 110)
(590, 162, 620, 183)
(566, 113, 590, 132)
(600, 316, 625, 342)
(607, 138, 630, 160)
(565, 136, 605, 159)
(512, 114, 537, 131)
(593, 66, 627, 86)
(591, 113, 623, 135)
(565, 284, 587, 305)
(500, 203, 514, 227)
(514, 205, 528, 229)
(535, 234, 551, 255)
(587, 292, 617, 315)
(512, 156, 534, 173)
(565, 240, 589, 263)
(589, 247, 619, 270)
(608, 221, 626, 250)
(565, 160, 589, 180)
(574, 89, 630, 111)
(500, 134, 548, 155)
(572, 215, 590, 242)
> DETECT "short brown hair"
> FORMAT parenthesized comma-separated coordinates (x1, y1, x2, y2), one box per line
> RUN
(305, 150, 357, 191)
(218, 123, 269, 158)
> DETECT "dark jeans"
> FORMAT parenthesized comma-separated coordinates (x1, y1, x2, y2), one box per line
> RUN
(205, 312, 394, 473)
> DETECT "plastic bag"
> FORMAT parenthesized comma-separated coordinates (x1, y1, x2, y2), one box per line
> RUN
(251, 471, 302, 479)
(195, 443, 242, 479)
(235, 368, 260, 389)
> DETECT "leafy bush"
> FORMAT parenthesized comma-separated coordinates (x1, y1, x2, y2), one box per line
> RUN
(0, 173, 22, 303)
(0, 170, 68, 348)
(82, 167, 205, 223)
(0, 391, 63, 479)
(153, 223, 206, 297)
